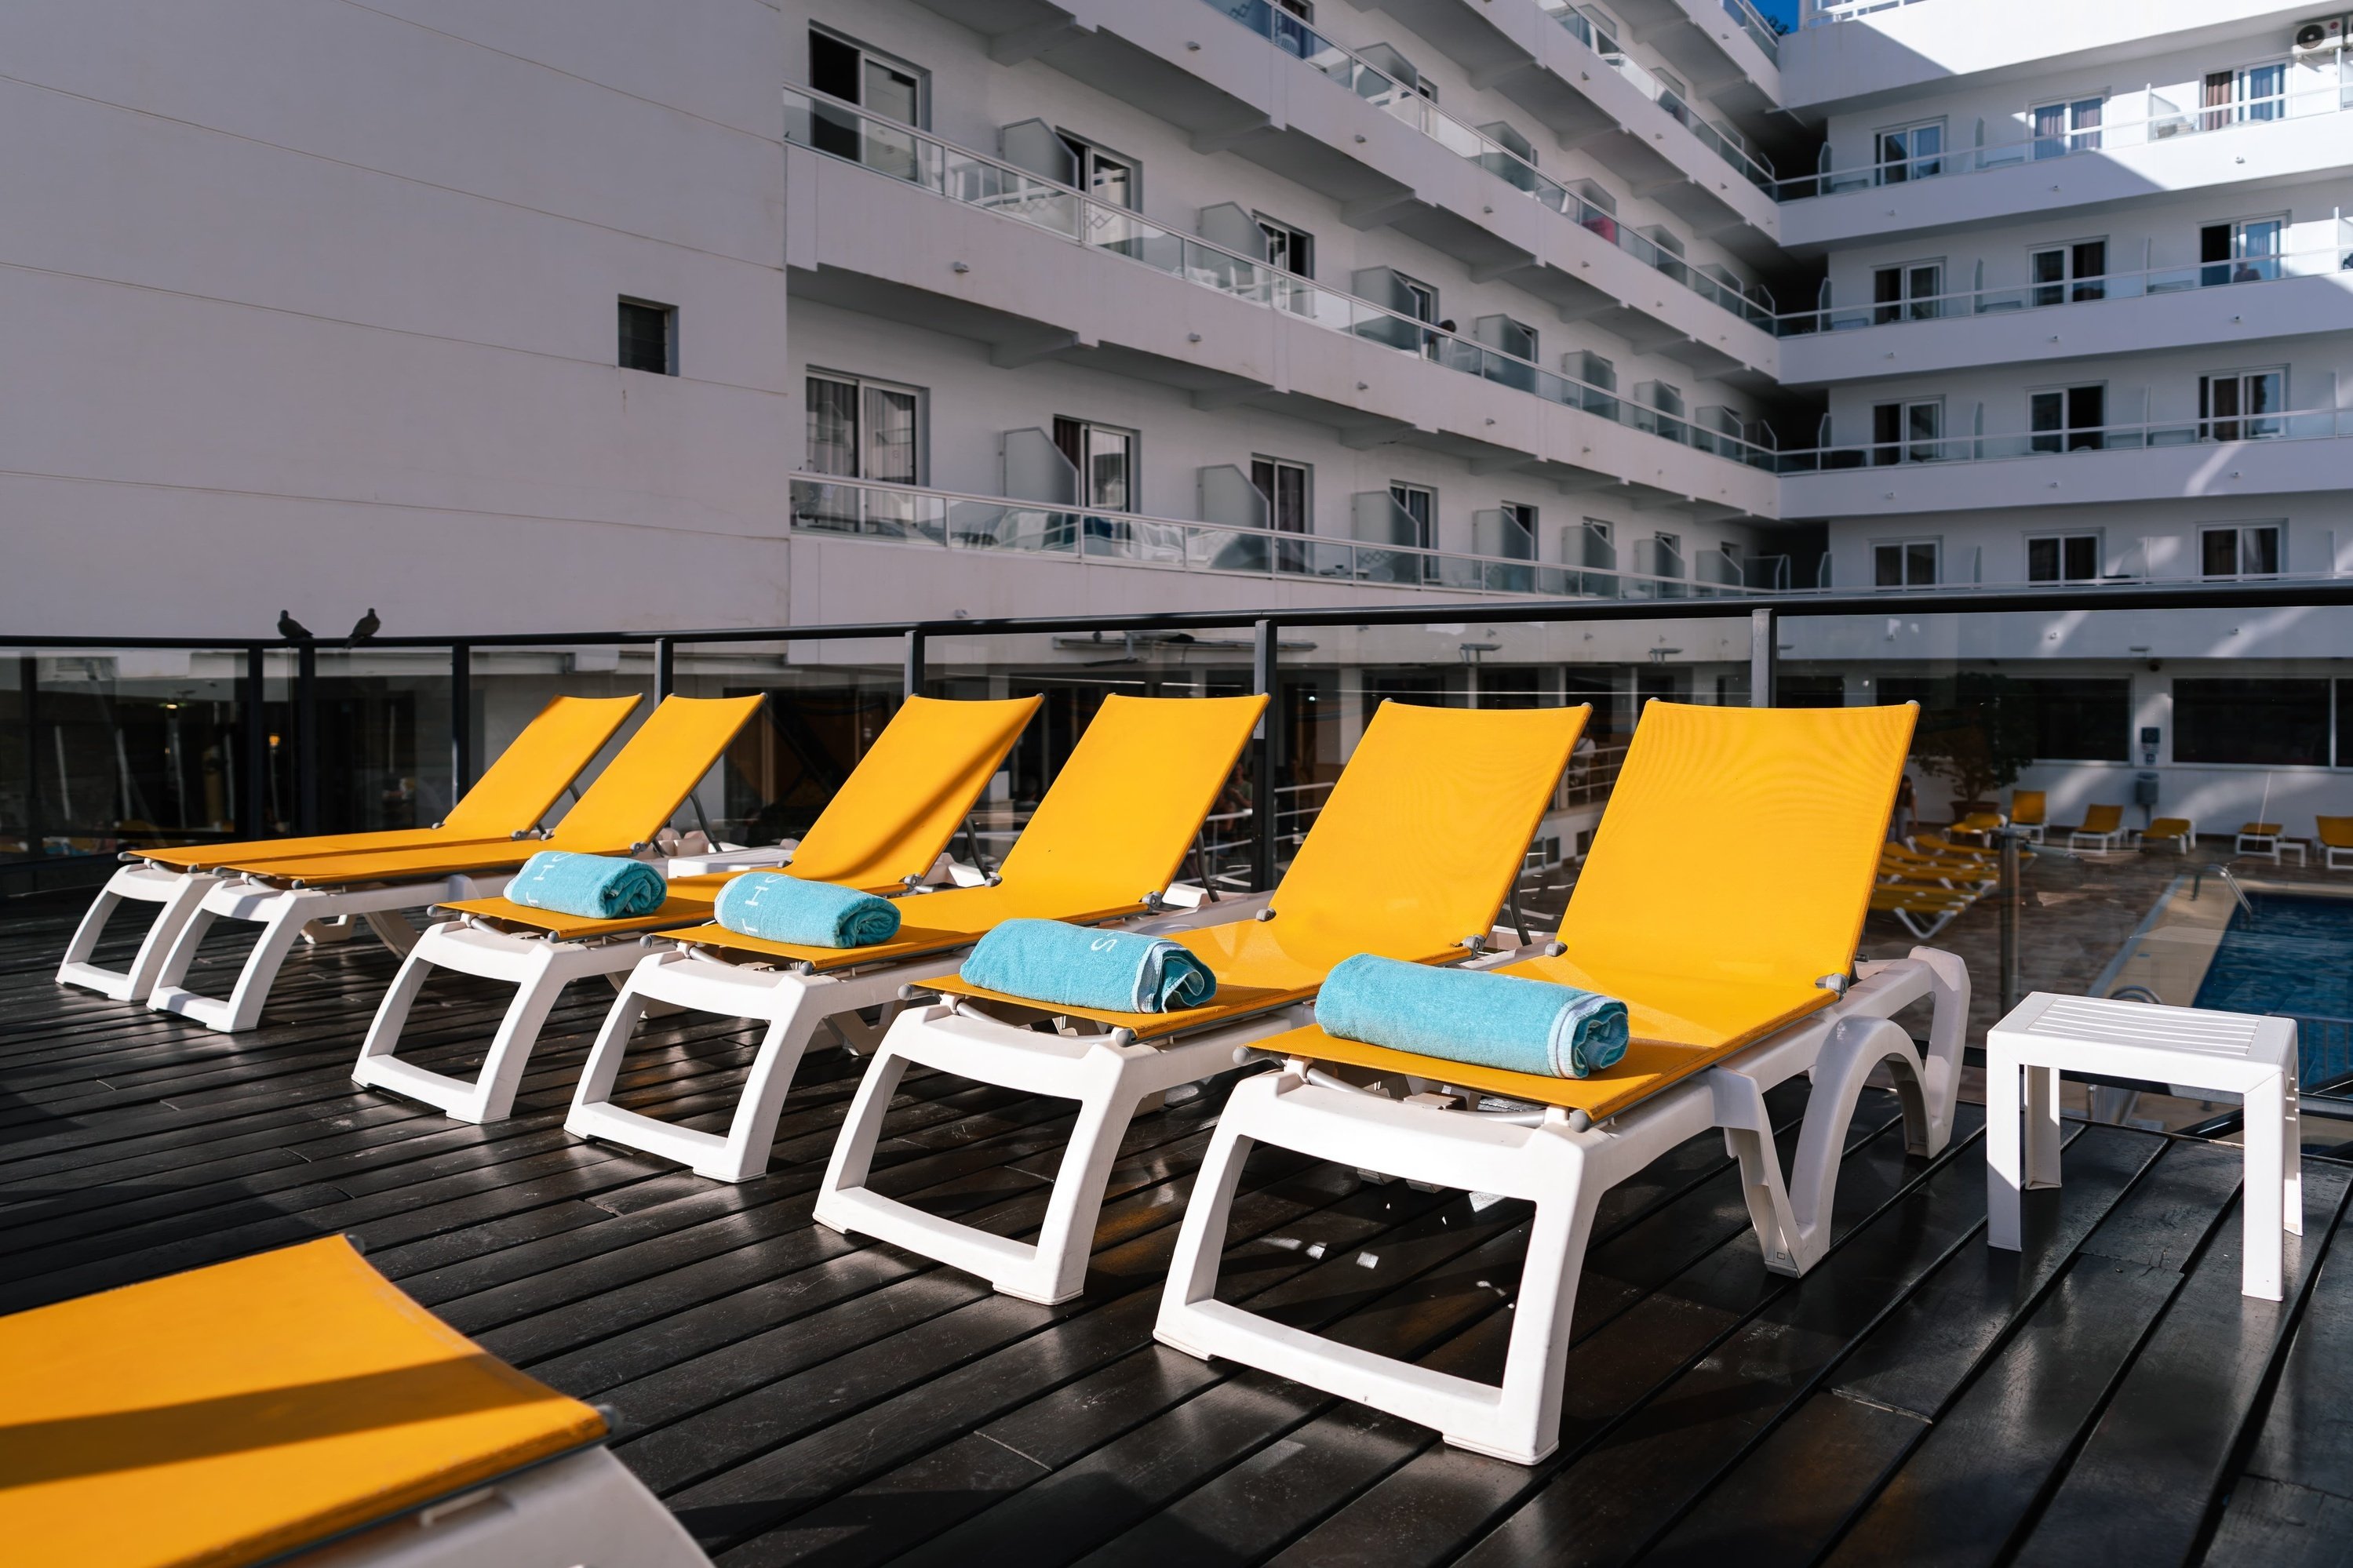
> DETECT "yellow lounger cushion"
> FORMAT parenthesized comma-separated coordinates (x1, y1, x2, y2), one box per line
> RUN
(2318, 816, 2353, 849)
(0, 1236, 601, 1568)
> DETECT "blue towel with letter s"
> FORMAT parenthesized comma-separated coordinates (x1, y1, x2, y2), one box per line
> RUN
(504, 850, 668, 919)
(713, 871, 901, 948)
(959, 919, 1217, 1013)
(1316, 954, 1630, 1079)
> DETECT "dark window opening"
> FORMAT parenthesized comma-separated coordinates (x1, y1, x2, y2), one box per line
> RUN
(618, 298, 675, 375)
(2176, 678, 2329, 766)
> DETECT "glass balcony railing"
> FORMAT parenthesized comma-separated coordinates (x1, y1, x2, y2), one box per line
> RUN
(1779, 405, 2353, 474)
(1537, 2, 1779, 186)
(788, 473, 1772, 598)
(783, 89, 1780, 474)
(1773, 244, 2353, 337)
(1200, 0, 1779, 324)
(1721, 0, 1782, 63)
(1777, 75, 2353, 200)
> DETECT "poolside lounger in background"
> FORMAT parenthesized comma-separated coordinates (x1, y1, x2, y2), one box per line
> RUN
(2067, 803, 2127, 850)
(53, 693, 639, 1003)
(1155, 701, 1967, 1465)
(2136, 817, 2196, 853)
(0, 1236, 709, 1567)
(564, 693, 1268, 1182)
(2320, 817, 2353, 871)
(143, 695, 763, 1034)
(1872, 881, 1976, 940)
(816, 700, 1589, 1304)
(2009, 788, 2047, 843)
(348, 695, 1040, 1125)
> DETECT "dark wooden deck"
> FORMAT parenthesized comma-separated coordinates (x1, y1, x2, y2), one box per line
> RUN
(4, 891, 2351, 1566)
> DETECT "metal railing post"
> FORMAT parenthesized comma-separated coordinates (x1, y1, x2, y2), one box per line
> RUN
(1748, 606, 1775, 707)
(1251, 618, 1280, 893)
(904, 628, 926, 700)
(2000, 828, 2023, 1014)
(449, 642, 472, 798)
(19, 656, 42, 853)
(655, 638, 676, 701)
(295, 639, 318, 834)
(242, 646, 268, 839)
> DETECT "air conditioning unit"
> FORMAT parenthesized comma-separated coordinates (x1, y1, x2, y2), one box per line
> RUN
(2292, 14, 2346, 54)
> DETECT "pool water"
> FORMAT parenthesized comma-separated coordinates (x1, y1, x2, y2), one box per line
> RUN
(2193, 893, 2353, 1085)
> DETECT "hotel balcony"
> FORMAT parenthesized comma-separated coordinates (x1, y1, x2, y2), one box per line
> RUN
(784, 93, 1781, 522)
(1780, 405, 2353, 517)
(906, 0, 1783, 378)
(1594, 0, 1785, 119)
(1777, 248, 2353, 384)
(1776, 80, 2353, 247)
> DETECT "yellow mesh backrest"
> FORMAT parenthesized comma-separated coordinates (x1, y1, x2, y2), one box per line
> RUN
(2082, 804, 2122, 833)
(437, 695, 641, 836)
(2010, 789, 2045, 826)
(1273, 700, 1587, 952)
(2320, 817, 2353, 849)
(1558, 702, 1917, 987)
(786, 695, 1041, 890)
(992, 693, 1267, 905)
(546, 695, 766, 850)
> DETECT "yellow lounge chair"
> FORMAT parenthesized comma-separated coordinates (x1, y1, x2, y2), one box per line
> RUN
(1153, 700, 1969, 1464)
(2010, 788, 2047, 842)
(2319, 816, 2353, 871)
(2137, 816, 2196, 854)
(54, 694, 640, 1003)
(813, 699, 1589, 1304)
(145, 695, 764, 1034)
(0, 1237, 708, 1567)
(563, 693, 1271, 1182)
(349, 694, 1042, 1126)
(1872, 880, 1978, 939)
(2067, 803, 2127, 851)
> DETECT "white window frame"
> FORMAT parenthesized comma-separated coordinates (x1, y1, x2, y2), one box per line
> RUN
(1873, 119, 1946, 184)
(2198, 365, 2289, 442)
(2027, 237, 2109, 305)
(803, 369, 927, 483)
(2027, 382, 2107, 453)
(1389, 481, 1436, 551)
(2199, 520, 2286, 580)
(2026, 529, 2103, 583)
(1873, 537, 1941, 588)
(1871, 397, 1945, 464)
(2027, 95, 2103, 159)
(807, 25, 928, 126)
(1055, 129, 1141, 211)
(1872, 259, 1946, 322)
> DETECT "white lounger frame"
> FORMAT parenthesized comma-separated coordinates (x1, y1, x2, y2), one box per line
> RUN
(565, 890, 1262, 1184)
(2068, 823, 2127, 852)
(303, 1444, 707, 1567)
(57, 862, 228, 1002)
(148, 871, 511, 1034)
(1153, 948, 1969, 1465)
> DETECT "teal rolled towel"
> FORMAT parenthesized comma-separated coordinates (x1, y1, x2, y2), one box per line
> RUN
(713, 871, 901, 948)
(504, 850, 667, 919)
(1316, 954, 1630, 1079)
(958, 919, 1217, 1013)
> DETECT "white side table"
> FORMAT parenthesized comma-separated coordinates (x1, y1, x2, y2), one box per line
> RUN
(1987, 993, 2300, 1300)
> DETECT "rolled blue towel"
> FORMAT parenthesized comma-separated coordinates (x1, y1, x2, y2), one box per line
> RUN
(959, 919, 1217, 1013)
(713, 871, 901, 948)
(1316, 954, 1630, 1079)
(504, 850, 668, 919)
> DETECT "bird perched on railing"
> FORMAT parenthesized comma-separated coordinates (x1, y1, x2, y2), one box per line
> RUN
(346, 608, 381, 647)
(277, 610, 312, 640)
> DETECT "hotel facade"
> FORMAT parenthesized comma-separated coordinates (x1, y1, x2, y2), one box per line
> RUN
(9, 0, 2353, 852)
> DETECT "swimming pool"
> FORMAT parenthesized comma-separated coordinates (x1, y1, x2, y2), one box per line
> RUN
(2193, 892, 2353, 1086)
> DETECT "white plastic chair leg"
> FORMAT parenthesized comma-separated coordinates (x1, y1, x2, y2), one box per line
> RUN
(56, 867, 220, 1002)
(151, 890, 312, 1033)
(2242, 1071, 2289, 1301)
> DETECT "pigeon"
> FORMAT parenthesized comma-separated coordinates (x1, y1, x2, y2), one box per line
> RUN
(346, 607, 381, 647)
(276, 610, 312, 641)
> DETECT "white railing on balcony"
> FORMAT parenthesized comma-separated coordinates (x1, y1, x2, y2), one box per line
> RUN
(1774, 244, 2353, 337)
(1779, 405, 2353, 473)
(1199, 0, 1779, 316)
(1721, 0, 1783, 62)
(788, 475, 1779, 598)
(1536, 2, 1778, 182)
(1777, 73, 2353, 198)
(1804, 0, 1931, 24)
(784, 89, 1779, 473)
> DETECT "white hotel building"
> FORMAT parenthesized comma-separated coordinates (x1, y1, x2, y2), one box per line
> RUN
(9, 0, 2353, 844)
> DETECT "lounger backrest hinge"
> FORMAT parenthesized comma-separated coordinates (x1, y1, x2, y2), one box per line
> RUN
(1816, 973, 1852, 997)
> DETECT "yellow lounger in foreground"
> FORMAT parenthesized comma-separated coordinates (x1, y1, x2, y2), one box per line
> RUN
(349, 693, 1043, 1126)
(814, 699, 1590, 1307)
(0, 1236, 708, 1568)
(1153, 702, 1969, 1465)
(144, 695, 763, 1034)
(56, 693, 641, 1004)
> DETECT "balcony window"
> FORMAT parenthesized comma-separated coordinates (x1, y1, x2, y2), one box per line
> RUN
(1256, 215, 1316, 311)
(2030, 97, 2103, 158)
(1873, 121, 1943, 184)
(2029, 385, 2105, 453)
(2200, 522, 2283, 579)
(2198, 369, 2286, 441)
(1872, 399, 1943, 464)
(1057, 133, 1138, 211)
(1874, 539, 1940, 588)
(2200, 218, 2284, 286)
(808, 28, 924, 176)
(1388, 482, 1436, 551)
(805, 373, 923, 482)
(2202, 62, 2287, 129)
(2029, 240, 2107, 306)
(2027, 533, 2101, 583)
(1053, 417, 1136, 510)
(1873, 261, 1944, 323)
